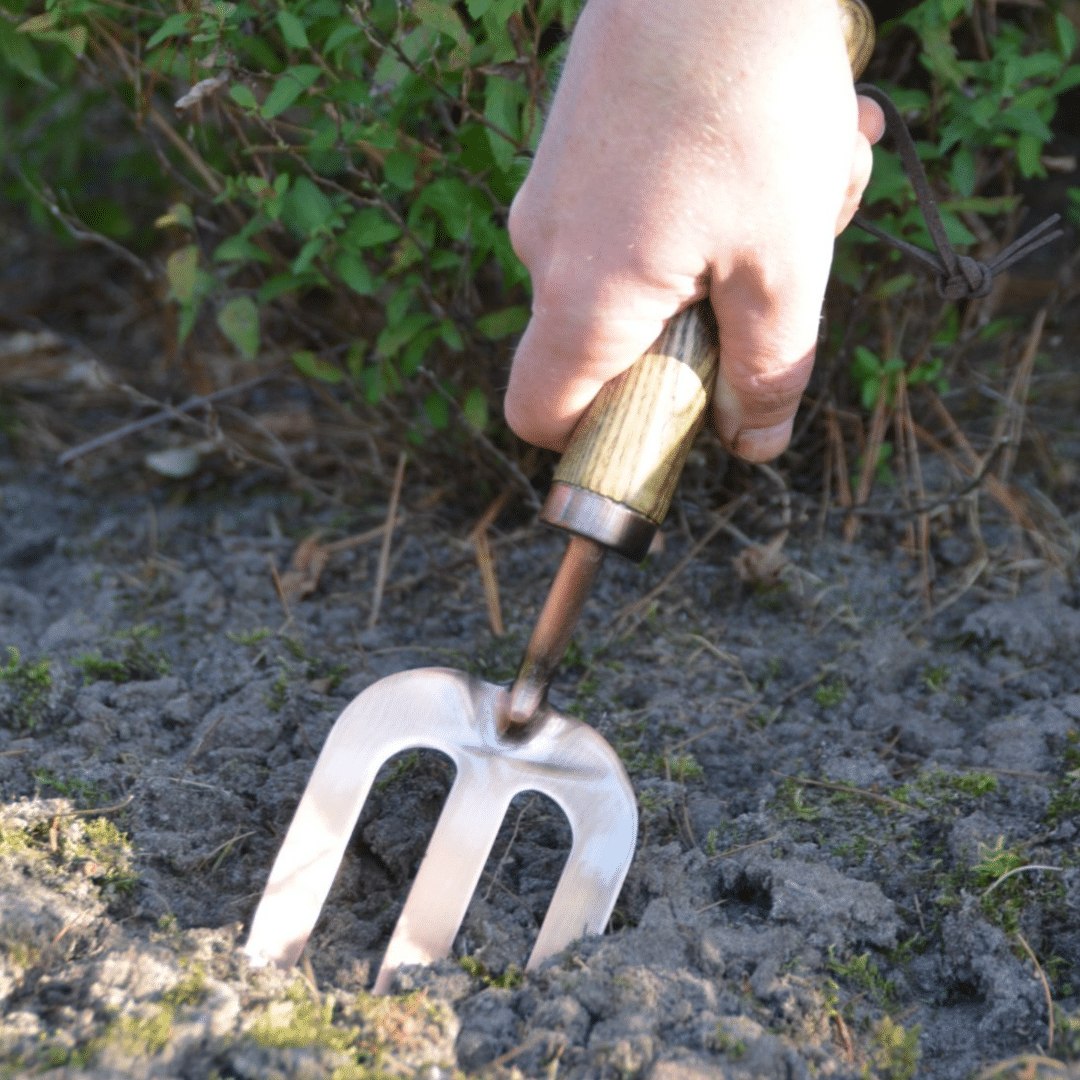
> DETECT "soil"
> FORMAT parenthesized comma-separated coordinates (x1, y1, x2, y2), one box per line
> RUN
(2, 431, 1080, 1080)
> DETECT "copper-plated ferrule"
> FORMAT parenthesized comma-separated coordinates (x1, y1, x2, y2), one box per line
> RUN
(541, 482, 657, 563)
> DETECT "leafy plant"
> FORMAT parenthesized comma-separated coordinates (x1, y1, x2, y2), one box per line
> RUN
(0, 0, 586, 446)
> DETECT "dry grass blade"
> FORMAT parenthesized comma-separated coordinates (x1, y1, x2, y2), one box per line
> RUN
(368, 451, 407, 631)
(613, 497, 745, 634)
(469, 492, 510, 635)
(975, 1057, 1074, 1080)
(1015, 930, 1055, 1052)
(324, 517, 405, 554)
(845, 390, 888, 543)
(770, 771, 920, 814)
(993, 307, 1047, 486)
(278, 532, 331, 604)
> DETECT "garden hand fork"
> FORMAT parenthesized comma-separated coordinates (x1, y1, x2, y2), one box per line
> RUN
(244, 0, 875, 994)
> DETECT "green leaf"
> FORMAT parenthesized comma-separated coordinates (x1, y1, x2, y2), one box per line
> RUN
(937, 209, 977, 246)
(155, 203, 194, 230)
(146, 12, 190, 49)
(950, 147, 976, 198)
(214, 235, 272, 263)
(941, 0, 966, 19)
(999, 107, 1054, 144)
(291, 236, 325, 274)
(281, 175, 333, 236)
(277, 10, 309, 50)
(439, 320, 463, 351)
(229, 84, 258, 110)
(424, 391, 450, 429)
(411, 178, 491, 240)
(871, 273, 916, 300)
(475, 305, 528, 340)
(401, 327, 441, 375)
(324, 21, 361, 53)
(463, 387, 488, 432)
(0, 20, 52, 86)
(335, 251, 376, 295)
(257, 271, 324, 302)
(16, 11, 58, 33)
(1057, 12, 1078, 59)
(383, 151, 416, 191)
(414, 0, 470, 48)
(375, 312, 435, 358)
(166, 245, 199, 304)
(467, 0, 493, 15)
(938, 195, 1021, 215)
(484, 75, 525, 170)
(292, 350, 344, 383)
(217, 296, 260, 359)
(260, 64, 320, 119)
(1016, 132, 1044, 179)
(31, 25, 88, 56)
(341, 208, 401, 249)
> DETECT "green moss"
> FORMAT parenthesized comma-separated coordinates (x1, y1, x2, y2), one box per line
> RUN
(227, 626, 272, 645)
(32, 769, 105, 807)
(871, 1017, 921, 1080)
(826, 948, 897, 1009)
(75, 818, 138, 894)
(0, 646, 53, 729)
(73, 626, 169, 685)
(813, 677, 847, 708)
(251, 982, 358, 1053)
(459, 957, 523, 989)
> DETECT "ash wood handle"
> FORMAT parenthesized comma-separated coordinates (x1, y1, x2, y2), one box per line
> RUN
(549, 0, 875, 536)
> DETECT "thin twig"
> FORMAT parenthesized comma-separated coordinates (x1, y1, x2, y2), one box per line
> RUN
(484, 795, 535, 902)
(771, 771, 918, 814)
(983, 864, 1064, 897)
(1015, 931, 1055, 1052)
(57, 375, 270, 465)
(13, 165, 155, 281)
(613, 497, 745, 632)
(52, 793, 135, 818)
(417, 367, 541, 512)
(369, 452, 406, 630)
(709, 834, 779, 862)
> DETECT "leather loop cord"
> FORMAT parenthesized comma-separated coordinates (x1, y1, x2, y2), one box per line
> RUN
(851, 83, 1064, 301)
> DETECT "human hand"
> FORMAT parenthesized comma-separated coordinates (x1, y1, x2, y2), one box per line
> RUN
(505, 0, 885, 462)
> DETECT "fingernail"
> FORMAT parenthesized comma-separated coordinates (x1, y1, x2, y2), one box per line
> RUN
(735, 419, 794, 463)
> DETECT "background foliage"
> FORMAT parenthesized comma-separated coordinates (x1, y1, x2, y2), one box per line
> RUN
(0, 0, 1077, 466)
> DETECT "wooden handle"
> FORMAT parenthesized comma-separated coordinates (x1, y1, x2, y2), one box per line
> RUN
(545, 0, 875, 552)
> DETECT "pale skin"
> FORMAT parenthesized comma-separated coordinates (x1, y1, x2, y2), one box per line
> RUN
(505, 0, 886, 462)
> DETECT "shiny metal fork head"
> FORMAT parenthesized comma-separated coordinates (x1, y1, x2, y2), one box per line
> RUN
(244, 668, 638, 994)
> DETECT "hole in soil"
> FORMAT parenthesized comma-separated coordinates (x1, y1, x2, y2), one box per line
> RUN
(716, 869, 773, 921)
(941, 976, 986, 1006)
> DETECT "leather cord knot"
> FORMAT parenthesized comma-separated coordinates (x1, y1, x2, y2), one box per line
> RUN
(942, 254, 993, 300)
(851, 84, 1063, 301)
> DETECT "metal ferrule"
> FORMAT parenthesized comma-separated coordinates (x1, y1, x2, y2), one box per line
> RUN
(540, 482, 657, 563)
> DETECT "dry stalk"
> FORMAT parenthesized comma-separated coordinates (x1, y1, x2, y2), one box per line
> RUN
(845, 389, 889, 543)
(826, 404, 853, 524)
(368, 451, 407, 630)
(470, 490, 510, 636)
(1014, 931, 1055, 1053)
(994, 307, 1047, 486)
(612, 496, 745, 634)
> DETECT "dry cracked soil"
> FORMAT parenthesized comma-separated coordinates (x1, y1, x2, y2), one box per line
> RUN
(2, 444, 1080, 1080)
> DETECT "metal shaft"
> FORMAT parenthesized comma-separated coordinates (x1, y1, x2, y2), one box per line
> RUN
(502, 534, 605, 733)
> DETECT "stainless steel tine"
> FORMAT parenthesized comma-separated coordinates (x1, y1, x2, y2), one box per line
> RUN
(245, 669, 488, 969)
(372, 754, 513, 993)
(244, 668, 638, 992)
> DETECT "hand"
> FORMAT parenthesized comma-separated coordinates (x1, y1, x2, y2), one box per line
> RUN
(505, 0, 885, 462)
